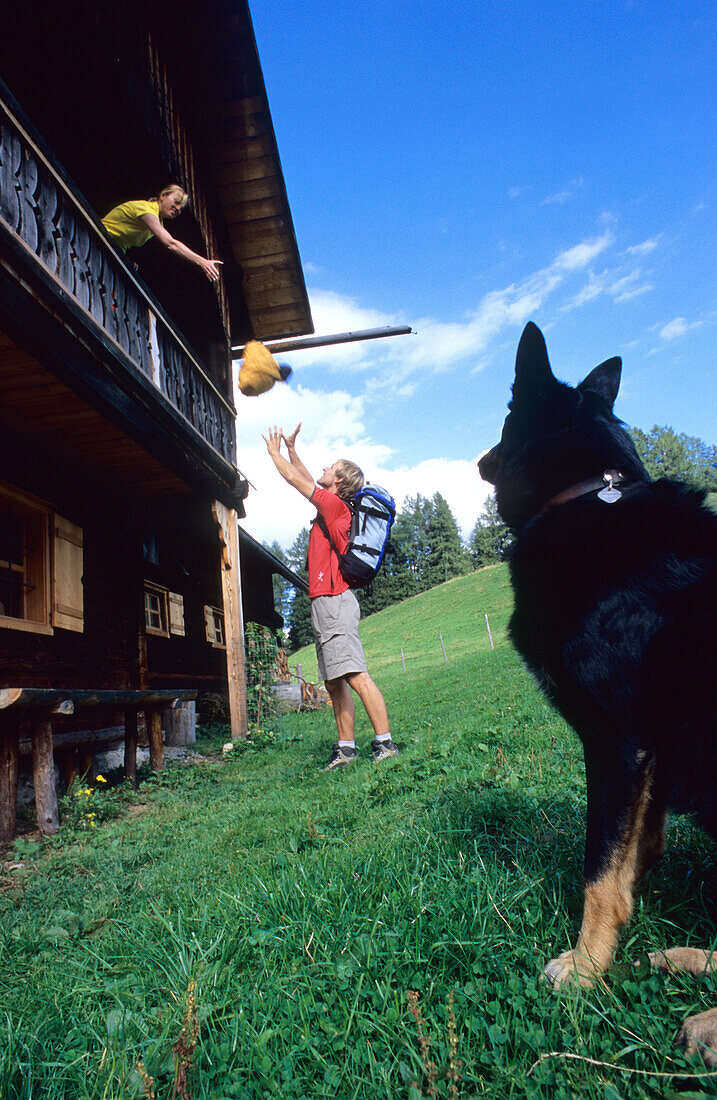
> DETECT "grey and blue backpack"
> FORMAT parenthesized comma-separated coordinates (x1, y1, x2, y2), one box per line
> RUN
(316, 484, 396, 589)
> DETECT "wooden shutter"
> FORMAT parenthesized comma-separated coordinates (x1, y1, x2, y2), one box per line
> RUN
(168, 592, 185, 636)
(52, 515, 83, 632)
(204, 604, 216, 643)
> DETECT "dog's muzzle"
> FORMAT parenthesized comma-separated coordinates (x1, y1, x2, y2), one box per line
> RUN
(478, 446, 502, 484)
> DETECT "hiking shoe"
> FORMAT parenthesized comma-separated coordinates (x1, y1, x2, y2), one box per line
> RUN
(371, 738, 400, 763)
(322, 744, 359, 771)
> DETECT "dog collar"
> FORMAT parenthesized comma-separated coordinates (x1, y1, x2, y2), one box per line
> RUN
(539, 470, 626, 515)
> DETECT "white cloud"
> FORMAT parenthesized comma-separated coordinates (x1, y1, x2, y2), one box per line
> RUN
(659, 316, 702, 339)
(235, 378, 493, 549)
(563, 266, 653, 310)
(542, 177, 585, 206)
(233, 227, 618, 547)
(284, 230, 615, 398)
(625, 238, 659, 256)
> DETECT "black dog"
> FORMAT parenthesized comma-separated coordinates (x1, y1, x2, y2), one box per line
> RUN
(479, 322, 717, 1061)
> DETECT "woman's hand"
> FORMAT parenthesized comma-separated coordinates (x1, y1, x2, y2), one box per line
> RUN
(200, 257, 223, 282)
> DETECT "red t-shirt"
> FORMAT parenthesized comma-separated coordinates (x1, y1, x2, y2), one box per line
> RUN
(308, 486, 351, 597)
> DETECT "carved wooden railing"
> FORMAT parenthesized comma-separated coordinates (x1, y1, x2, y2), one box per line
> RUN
(0, 94, 236, 466)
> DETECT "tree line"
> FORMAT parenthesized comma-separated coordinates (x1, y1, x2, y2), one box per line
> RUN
(267, 425, 716, 652)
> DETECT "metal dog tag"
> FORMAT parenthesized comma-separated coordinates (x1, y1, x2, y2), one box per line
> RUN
(597, 473, 622, 503)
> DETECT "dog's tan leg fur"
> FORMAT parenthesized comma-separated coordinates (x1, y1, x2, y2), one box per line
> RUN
(545, 771, 656, 987)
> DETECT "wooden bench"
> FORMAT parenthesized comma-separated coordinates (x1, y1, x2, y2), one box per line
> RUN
(0, 688, 197, 839)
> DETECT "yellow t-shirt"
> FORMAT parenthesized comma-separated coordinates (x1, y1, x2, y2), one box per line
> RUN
(101, 200, 160, 252)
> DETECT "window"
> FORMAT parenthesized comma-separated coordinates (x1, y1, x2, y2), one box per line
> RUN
(144, 583, 169, 637)
(204, 605, 226, 648)
(144, 584, 185, 637)
(0, 483, 83, 635)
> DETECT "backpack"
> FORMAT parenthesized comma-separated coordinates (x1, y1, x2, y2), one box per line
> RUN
(316, 485, 396, 589)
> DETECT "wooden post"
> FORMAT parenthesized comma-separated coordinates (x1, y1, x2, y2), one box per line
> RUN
(124, 707, 138, 787)
(439, 631, 447, 664)
(163, 701, 196, 746)
(0, 719, 19, 840)
(484, 613, 495, 651)
(31, 717, 59, 835)
(147, 708, 164, 772)
(400, 648, 406, 673)
(212, 501, 249, 739)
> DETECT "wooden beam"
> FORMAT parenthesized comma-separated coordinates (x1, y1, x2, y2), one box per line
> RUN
(31, 717, 59, 835)
(147, 709, 165, 773)
(0, 720, 19, 840)
(211, 501, 248, 739)
(124, 708, 138, 787)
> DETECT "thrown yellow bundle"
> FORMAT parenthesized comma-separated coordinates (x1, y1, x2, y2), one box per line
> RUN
(238, 340, 292, 396)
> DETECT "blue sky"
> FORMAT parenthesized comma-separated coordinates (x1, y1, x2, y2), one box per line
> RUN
(235, 0, 716, 550)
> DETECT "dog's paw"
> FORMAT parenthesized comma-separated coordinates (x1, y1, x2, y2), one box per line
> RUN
(649, 947, 717, 977)
(544, 950, 600, 988)
(677, 1008, 717, 1067)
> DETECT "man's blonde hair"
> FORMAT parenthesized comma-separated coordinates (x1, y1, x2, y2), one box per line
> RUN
(334, 459, 363, 501)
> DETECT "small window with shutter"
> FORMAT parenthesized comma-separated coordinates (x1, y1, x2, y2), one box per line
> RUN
(204, 605, 226, 648)
(0, 482, 54, 635)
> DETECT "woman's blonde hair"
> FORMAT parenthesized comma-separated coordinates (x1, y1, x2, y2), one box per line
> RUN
(158, 184, 188, 209)
(334, 459, 364, 501)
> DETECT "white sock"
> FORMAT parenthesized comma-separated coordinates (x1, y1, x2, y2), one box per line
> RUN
(338, 740, 355, 749)
(375, 732, 391, 742)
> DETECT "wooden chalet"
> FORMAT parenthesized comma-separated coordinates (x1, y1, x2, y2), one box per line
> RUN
(0, 0, 311, 837)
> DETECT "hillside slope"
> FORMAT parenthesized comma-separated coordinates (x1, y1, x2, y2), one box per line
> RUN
(291, 563, 514, 681)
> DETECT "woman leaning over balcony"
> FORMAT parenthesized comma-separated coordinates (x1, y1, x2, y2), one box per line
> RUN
(101, 184, 222, 282)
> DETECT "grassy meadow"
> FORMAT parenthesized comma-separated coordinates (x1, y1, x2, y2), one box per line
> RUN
(2, 565, 717, 1099)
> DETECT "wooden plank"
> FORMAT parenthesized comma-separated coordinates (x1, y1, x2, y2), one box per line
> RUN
(213, 156, 276, 187)
(211, 96, 264, 121)
(0, 688, 198, 708)
(209, 134, 276, 165)
(222, 196, 286, 223)
(211, 501, 248, 739)
(31, 717, 59, 834)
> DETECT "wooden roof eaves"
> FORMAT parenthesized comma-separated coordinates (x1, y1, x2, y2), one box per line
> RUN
(208, 2, 313, 341)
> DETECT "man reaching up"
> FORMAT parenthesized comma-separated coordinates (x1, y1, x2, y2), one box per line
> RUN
(263, 424, 399, 769)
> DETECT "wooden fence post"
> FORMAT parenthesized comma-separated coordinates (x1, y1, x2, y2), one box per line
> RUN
(439, 632, 447, 664)
(400, 648, 405, 673)
(484, 613, 495, 651)
(31, 717, 59, 835)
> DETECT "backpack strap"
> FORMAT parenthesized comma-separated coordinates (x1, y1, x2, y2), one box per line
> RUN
(313, 513, 341, 591)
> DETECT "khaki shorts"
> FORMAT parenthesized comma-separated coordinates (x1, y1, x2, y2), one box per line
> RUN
(310, 590, 367, 682)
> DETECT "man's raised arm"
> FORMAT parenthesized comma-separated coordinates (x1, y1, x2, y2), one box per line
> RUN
(263, 425, 315, 500)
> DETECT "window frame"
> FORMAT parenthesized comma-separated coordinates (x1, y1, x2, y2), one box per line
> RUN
(0, 482, 53, 636)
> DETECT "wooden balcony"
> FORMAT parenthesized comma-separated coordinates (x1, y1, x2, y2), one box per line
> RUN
(0, 90, 237, 478)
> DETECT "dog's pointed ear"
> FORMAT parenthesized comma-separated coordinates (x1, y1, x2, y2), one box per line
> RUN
(513, 322, 557, 397)
(578, 357, 622, 410)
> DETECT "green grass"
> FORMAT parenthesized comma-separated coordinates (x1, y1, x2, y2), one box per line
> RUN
(2, 564, 717, 1099)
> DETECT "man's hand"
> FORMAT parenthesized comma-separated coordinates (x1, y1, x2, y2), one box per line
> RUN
(263, 425, 284, 458)
(263, 424, 315, 500)
(282, 423, 301, 450)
